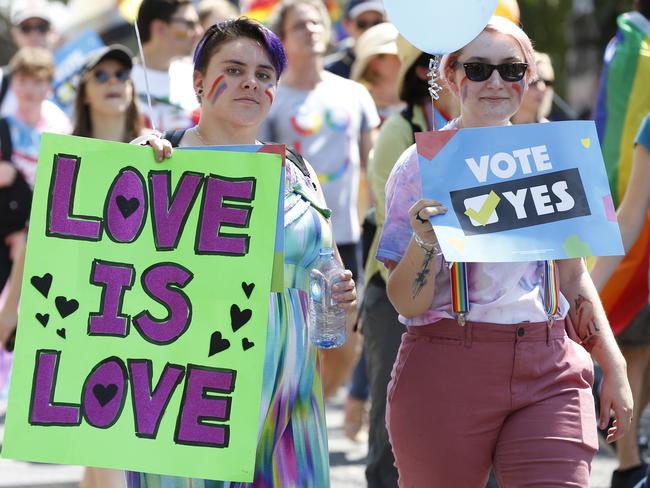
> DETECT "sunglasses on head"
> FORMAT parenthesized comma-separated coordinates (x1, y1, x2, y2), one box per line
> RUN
(460, 62, 528, 82)
(91, 68, 131, 84)
(18, 21, 50, 34)
(531, 78, 554, 88)
(355, 18, 383, 30)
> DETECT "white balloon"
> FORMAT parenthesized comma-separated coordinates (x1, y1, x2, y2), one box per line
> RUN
(385, 0, 499, 55)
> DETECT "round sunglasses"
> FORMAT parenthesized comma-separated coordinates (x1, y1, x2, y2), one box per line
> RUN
(90, 68, 131, 84)
(461, 62, 528, 82)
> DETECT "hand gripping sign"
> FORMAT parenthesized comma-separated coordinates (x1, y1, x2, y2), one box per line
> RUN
(2, 134, 283, 482)
(416, 121, 624, 262)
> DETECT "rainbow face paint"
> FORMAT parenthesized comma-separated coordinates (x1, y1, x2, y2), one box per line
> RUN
(264, 84, 274, 104)
(207, 75, 227, 105)
(511, 80, 525, 100)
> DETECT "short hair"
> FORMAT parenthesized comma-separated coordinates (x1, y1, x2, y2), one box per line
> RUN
(193, 17, 287, 78)
(399, 52, 430, 105)
(9, 47, 54, 80)
(268, 0, 331, 43)
(137, 0, 193, 43)
(440, 16, 537, 88)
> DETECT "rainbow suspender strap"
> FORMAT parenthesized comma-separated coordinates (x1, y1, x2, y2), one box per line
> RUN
(450, 262, 469, 326)
(450, 260, 561, 326)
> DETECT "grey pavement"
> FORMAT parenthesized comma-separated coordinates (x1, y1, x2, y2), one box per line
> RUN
(0, 391, 636, 487)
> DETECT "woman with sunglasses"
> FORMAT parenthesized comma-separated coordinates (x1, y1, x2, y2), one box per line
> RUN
(377, 16, 632, 487)
(72, 45, 142, 143)
(130, 18, 357, 487)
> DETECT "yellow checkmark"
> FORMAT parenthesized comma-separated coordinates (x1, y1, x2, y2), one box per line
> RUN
(464, 191, 501, 226)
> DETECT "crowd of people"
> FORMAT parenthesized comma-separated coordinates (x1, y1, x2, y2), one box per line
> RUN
(0, 0, 648, 487)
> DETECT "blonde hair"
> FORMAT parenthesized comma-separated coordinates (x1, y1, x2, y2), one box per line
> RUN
(9, 47, 54, 80)
(440, 16, 537, 87)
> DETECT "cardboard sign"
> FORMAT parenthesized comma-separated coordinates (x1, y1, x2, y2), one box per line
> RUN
(416, 121, 624, 262)
(2, 134, 283, 482)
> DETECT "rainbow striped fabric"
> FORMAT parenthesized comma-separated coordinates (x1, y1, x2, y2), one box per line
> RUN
(593, 11, 650, 334)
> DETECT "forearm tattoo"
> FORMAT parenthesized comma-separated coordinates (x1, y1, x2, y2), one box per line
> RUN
(412, 248, 435, 298)
(574, 294, 600, 348)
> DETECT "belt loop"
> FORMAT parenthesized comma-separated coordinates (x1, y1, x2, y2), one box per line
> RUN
(546, 319, 551, 346)
(464, 320, 473, 349)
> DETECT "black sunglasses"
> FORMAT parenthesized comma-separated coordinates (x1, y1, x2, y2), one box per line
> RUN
(19, 22, 50, 34)
(461, 62, 528, 82)
(91, 68, 131, 84)
(355, 18, 383, 30)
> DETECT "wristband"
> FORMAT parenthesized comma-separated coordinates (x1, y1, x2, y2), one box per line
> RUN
(413, 233, 442, 255)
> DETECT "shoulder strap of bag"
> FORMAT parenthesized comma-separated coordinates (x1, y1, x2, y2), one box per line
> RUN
(162, 129, 186, 148)
(0, 69, 10, 108)
(400, 104, 423, 143)
(0, 117, 13, 162)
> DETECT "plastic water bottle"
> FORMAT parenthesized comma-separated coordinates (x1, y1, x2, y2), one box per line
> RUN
(309, 248, 347, 348)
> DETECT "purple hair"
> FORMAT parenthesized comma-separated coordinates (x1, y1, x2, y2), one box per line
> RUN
(193, 18, 287, 78)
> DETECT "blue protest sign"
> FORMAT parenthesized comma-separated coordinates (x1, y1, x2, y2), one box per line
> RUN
(416, 121, 624, 262)
(53, 30, 105, 114)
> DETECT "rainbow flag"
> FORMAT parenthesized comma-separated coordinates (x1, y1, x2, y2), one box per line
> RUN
(243, 0, 342, 26)
(593, 12, 650, 335)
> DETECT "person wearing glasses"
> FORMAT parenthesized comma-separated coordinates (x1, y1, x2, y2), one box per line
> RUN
(377, 16, 632, 487)
(130, 18, 357, 487)
(511, 51, 555, 125)
(132, 0, 204, 132)
(325, 0, 386, 79)
(0, 1, 63, 117)
(72, 45, 143, 144)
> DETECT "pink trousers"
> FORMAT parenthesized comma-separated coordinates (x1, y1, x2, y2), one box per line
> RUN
(386, 319, 599, 488)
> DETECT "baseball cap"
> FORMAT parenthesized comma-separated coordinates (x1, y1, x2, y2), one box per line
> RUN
(81, 45, 134, 75)
(11, 0, 52, 26)
(351, 22, 399, 82)
(345, 0, 385, 19)
(395, 34, 422, 97)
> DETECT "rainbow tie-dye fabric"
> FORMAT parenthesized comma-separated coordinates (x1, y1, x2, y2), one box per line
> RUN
(127, 160, 333, 487)
(593, 11, 650, 334)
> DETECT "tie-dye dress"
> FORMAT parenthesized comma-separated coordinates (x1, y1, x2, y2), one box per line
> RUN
(127, 159, 332, 488)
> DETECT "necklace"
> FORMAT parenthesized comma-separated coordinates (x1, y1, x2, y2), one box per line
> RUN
(193, 126, 209, 145)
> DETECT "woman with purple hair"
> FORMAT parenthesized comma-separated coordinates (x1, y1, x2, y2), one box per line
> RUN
(128, 18, 357, 487)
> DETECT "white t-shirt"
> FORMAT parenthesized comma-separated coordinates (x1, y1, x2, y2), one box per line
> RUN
(131, 59, 198, 132)
(258, 72, 380, 244)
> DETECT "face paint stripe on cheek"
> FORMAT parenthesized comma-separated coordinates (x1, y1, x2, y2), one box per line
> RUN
(264, 85, 274, 104)
(207, 75, 227, 105)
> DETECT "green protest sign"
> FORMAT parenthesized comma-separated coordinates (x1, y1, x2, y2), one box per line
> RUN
(2, 134, 282, 482)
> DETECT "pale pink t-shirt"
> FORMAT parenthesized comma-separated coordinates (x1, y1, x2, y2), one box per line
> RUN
(376, 122, 569, 326)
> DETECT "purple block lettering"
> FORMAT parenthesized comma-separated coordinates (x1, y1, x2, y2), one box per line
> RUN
(150, 171, 203, 250)
(132, 263, 193, 344)
(196, 177, 254, 255)
(81, 357, 128, 429)
(175, 365, 235, 448)
(89, 260, 135, 336)
(128, 360, 185, 438)
(29, 350, 80, 425)
(105, 168, 147, 243)
(47, 156, 101, 240)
